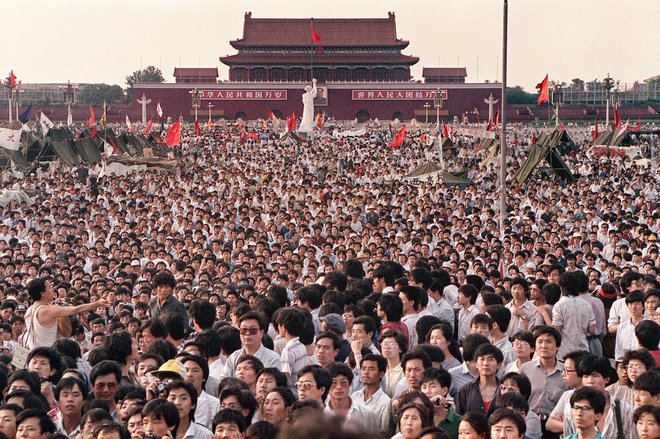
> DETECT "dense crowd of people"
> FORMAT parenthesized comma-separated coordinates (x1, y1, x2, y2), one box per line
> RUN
(0, 120, 657, 439)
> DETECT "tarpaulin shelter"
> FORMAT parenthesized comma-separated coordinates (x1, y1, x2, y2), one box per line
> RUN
(514, 130, 575, 184)
(405, 162, 474, 188)
(594, 127, 636, 147)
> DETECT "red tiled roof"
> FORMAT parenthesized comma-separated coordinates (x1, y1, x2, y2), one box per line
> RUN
(231, 12, 409, 48)
(173, 68, 219, 77)
(220, 53, 419, 66)
(423, 67, 467, 77)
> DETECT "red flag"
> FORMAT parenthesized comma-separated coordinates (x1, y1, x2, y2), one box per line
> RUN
(441, 120, 450, 138)
(311, 21, 321, 44)
(591, 119, 599, 142)
(286, 113, 296, 132)
(316, 113, 323, 129)
(613, 106, 621, 129)
(530, 134, 538, 144)
(268, 111, 275, 121)
(194, 120, 200, 136)
(535, 74, 549, 105)
(9, 71, 17, 88)
(486, 118, 493, 132)
(107, 136, 118, 154)
(144, 117, 153, 136)
(389, 124, 407, 149)
(494, 110, 499, 129)
(86, 106, 95, 128)
(89, 126, 97, 139)
(164, 119, 181, 147)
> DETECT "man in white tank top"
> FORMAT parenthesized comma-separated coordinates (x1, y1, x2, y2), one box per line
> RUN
(21, 277, 109, 350)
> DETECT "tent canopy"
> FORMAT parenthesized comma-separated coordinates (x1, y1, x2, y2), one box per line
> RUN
(593, 127, 636, 147)
(514, 130, 575, 184)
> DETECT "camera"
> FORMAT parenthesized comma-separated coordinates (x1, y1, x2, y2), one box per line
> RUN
(144, 434, 159, 439)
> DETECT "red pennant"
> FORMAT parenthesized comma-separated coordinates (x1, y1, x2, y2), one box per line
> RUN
(535, 74, 549, 105)
(389, 124, 407, 149)
(312, 23, 321, 44)
(613, 106, 621, 129)
(194, 120, 200, 136)
(164, 119, 181, 147)
(144, 117, 153, 137)
(591, 119, 599, 142)
(9, 71, 17, 88)
(316, 113, 323, 129)
(442, 120, 450, 138)
(86, 106, 95, 128)
(89, 126, 97, 139)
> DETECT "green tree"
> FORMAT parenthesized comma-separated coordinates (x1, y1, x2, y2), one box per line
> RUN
(506, 86, 536, 104)
(78, 84, 126, 105)
(125, 66, 165, 88)
(571, 78, 585, 91)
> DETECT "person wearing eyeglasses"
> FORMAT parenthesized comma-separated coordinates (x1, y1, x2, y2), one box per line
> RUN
(90, 360, 122, 420)
(565, 387, 606, 439)
(222, 311, 281, 379)
(322, 362, 374, 431)
(295, 364, 331, 405)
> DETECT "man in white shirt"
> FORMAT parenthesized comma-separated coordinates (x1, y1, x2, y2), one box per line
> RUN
(351, 354, 390, 433)
(324, 362, 374, 431)
(427, 278, 455, 326)
(222, 311, 281, 378)
(399, 286, 422, 349)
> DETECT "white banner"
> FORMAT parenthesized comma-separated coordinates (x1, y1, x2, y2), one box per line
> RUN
(0, 127, 21, 151)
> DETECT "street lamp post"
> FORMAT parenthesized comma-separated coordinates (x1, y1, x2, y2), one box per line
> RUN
(603, 73, 618, 128)
(189, 88, 201, 122)
(60, 81, 77, 126)
(552, 83, 563, 126)
(4, 75, 15, 122)
(434, 89, 444, 130)
(423, 102, 430, 124)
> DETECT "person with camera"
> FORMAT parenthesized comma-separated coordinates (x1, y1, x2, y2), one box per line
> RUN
(420, 367, 460, 439)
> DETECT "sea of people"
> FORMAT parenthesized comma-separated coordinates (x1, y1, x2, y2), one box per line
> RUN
(0, 119, 657, 439)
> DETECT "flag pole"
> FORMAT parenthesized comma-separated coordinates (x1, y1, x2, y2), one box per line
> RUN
(499, 0, 508, 241)
(310, 18, 314, 82)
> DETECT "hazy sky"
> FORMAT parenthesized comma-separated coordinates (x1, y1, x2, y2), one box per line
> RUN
(3, 0, 659, 91)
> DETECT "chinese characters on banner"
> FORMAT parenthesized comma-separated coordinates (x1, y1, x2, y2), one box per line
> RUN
(352, 90, 448, 100)
(200, 90, 288, 100)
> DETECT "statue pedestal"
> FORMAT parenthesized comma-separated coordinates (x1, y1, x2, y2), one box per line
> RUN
(295, 131, 313, 141)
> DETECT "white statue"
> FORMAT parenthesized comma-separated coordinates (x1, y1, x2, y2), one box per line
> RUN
(298, 79, 317, 133)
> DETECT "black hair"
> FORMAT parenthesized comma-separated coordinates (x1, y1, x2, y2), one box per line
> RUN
(26, 278, 48, 301)
(470, 314, 493, 329)
(266, 386, 296, 407)
(212, 409, 248, 434)
(501, 372, 532, 401)
(256, 368, 288, 388)
(140, 318, 168, 339)
(54, 377, 87, 401)
(190, 300, 216, 330)
(401, 349, 432, 370)
(194, 330, 222, 358)
(461, 333, 491, 362)
(218, 388, 258, 421)
(180, 354, 210, 385)
(245, 420, 279, 439)
(460, 412, 488, 439)
(486, 305, 511, 333)
(623, 349, 656, 371)
(399, 285, 423, 311)
(53, 339, 82, 361)
(533, 325, 562, 347)
(360, 354, 387, 374)
(15, 408, 56, 434)
(103, 331, 134, 366)
(152, 272, 176, 289)
(577, 355, 612, 380)
(161, 313, 186, 341)
(633, 405, 660, 425)
(495, 392, 529, 415)
(93, 422, 130, 439)
(377, 293, 403, 322)
(143, 340, 177, 361)
(633, 370, 660, 395)
(420, 366, 452, 389)
(570, 386, 606, 415)
(416, 315, 441, 344)
(142, 399, 179, 431)
(378, 330, 409, 356)
(458, 284, 479, 305)
(81, 408, 113, 428)
(90, 360, 122, 385)
(295, 286, 323, 310)
(276, 307, 306, 337)
(26, 347, 62, 378)
(373, 265, 396, 287)
(473, 343, 504, 365)
(297, 365, 331, 400)
(488, 408, 526, 436)
(324, 362, 353, 385)
(7, 370, 40, 394)
(164, 380, 198, 421)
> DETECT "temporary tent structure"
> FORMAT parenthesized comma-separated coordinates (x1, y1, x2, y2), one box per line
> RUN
(514, 130, 575, 184)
